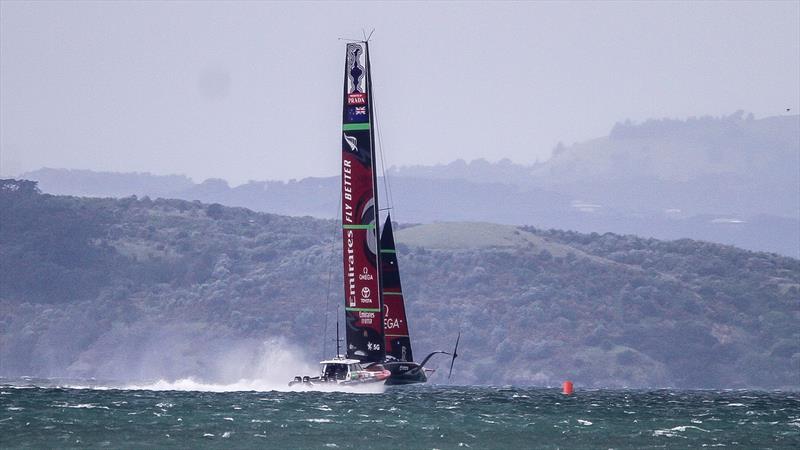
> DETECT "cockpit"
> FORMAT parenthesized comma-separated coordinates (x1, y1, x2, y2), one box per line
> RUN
(321, 362, 364, 380)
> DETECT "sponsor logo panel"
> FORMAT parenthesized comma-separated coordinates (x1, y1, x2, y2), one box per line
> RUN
(341, 144, 373, 224)
(383, 297, 409, 335)
(347, 93, 367, 105)
(341, 228, 380, 313)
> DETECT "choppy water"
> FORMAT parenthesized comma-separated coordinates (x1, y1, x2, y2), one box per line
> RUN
(1, 379, 798, 448)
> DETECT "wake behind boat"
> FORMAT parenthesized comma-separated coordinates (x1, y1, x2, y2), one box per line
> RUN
(289, 39, 457, 387)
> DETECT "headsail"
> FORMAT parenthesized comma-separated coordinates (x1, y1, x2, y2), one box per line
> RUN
(380, 215, 414, 362)
(341, 42, 384, 363)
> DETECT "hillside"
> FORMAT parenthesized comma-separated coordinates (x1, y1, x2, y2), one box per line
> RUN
(1, 180, 798, 388)
(396, 113, 800, 218)
(528, 113, 799, 220)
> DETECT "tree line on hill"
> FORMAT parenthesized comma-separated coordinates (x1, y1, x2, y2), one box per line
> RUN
(1, 179, 797, 388)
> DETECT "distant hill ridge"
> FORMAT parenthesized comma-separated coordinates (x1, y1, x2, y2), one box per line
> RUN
(1, 180, 798, 388)
(18, 113, 800, 257)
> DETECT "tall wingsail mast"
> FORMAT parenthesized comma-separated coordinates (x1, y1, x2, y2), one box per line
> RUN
(341, 41, 385, 363)
(380, 215, 414, 362)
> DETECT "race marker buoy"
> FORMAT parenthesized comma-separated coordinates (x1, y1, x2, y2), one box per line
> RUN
(562, 380, 574, 395)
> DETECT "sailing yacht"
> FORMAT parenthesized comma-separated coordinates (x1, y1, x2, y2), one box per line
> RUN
(290, 40, 457, 387)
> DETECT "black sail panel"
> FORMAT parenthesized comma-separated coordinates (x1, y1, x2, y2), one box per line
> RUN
(380, 215, 414, 362)
(341, 42, 384, 363)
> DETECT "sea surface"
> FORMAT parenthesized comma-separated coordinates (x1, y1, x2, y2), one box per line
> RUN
(1, 378, 798, 449)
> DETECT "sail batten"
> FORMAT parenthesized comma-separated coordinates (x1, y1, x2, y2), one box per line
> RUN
(341, 42, 385, 363)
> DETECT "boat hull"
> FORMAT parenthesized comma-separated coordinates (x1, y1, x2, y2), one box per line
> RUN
(289, 360, 391, 387)
(382, 361, 427, 385)
(288, 376, 387, 387)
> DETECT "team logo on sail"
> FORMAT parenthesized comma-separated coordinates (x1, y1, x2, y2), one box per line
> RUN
(343, 133, 358, 153)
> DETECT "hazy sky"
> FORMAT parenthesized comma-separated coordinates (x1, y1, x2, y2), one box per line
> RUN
(1, 1, 798, 184)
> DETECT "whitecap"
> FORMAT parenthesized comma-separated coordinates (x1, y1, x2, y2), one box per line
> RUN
(223, 417, 234, 421)
(653, 429, 684, 438)
(670, 425, 709, 432)
(52, 403, 110, 410)
(306, 418, 332, 423)
(222, 431, 231, 438)
(577, 419, 593, 426)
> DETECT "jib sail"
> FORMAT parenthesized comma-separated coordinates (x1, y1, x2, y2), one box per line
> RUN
(380, 215, 414, 362)
(341, 42, 384, 363)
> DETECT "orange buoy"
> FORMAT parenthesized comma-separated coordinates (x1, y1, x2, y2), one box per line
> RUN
(562, 380, 574, 395)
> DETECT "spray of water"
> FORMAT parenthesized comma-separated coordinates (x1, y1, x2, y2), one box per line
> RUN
(116, 337, 385, 394)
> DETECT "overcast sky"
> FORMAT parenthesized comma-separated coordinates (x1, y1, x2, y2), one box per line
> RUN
(1, 1, 798, 184)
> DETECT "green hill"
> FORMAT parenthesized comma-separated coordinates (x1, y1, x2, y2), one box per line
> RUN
(396, 222, 568, 254)
(1, 180, 797, 388)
